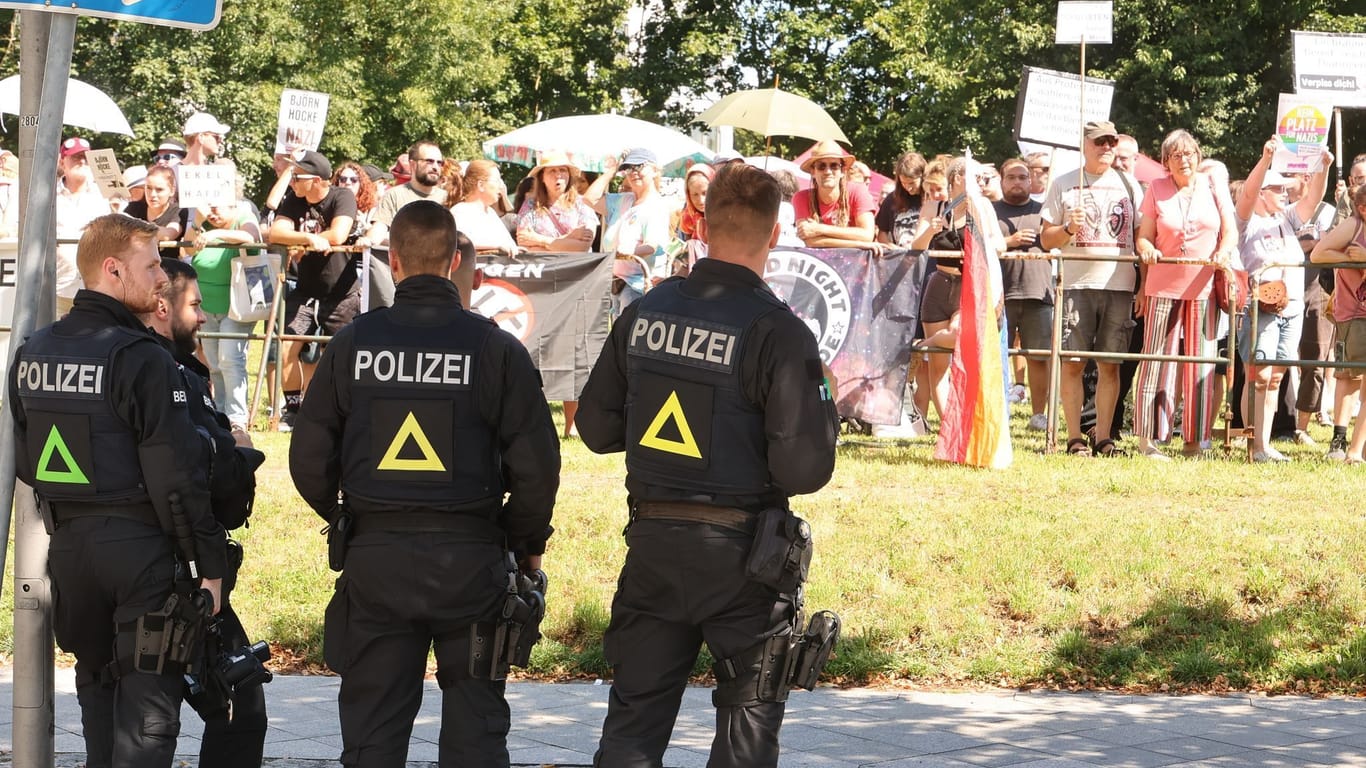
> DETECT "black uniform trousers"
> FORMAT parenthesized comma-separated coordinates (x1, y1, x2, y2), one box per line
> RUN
(325, 529, 511, 768)
(594, 519, 792, 768)
(48, 517, 183, 768)
(197, 542, 268, 768)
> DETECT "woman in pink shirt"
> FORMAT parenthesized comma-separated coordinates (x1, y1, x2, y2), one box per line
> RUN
(1133, 130, 1238, 459)
(1310, 184, 1366, 463)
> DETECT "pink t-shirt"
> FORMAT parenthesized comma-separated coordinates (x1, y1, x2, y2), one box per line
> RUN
(1140, 174, 1225, 300)
(793, 184, 877, 226)
(1334, 219, 1366, 323)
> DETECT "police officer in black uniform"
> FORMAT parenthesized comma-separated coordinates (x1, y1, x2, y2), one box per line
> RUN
(578, 164, 839, 767)
(9, 214, 226, 768)
(145, 258, 270, 768)
(289, 200, 560, 767)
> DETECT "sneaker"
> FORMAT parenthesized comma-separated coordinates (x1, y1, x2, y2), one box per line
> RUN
(872, 409, 928, 439)
(1293, 429, 1316, 446)
(1027, 413, 1049, 431)
(1252, 448, 1291, 463)
(1327, 435, 1349, 461)
(1008, 383, 1027, 404)
(278, 411, 296, 433)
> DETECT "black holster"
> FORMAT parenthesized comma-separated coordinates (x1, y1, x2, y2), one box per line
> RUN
(468, 559, 547, 680)
(327, 509, 354, 572)
(121, 589, 214, 678)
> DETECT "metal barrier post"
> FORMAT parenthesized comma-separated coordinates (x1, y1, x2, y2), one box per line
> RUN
(1047, 251, 1065, 453)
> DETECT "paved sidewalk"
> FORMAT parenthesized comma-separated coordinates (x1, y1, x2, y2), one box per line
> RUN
(4, 666, 1366, 765)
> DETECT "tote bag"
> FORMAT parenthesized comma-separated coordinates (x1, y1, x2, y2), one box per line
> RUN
(228, 252, 282, 323)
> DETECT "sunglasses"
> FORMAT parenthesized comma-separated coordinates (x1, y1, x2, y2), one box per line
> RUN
(1092, 136, 1118, 147)
(155, 153, 183, 162)
(1263, 185, 1287, 194)
(337, 174, 360, 183)
(619, 164, 643, 174)
(813, 162, 845, 172)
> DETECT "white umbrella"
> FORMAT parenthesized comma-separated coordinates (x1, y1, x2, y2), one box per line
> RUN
(483, 114, 711, 177)
(0, 75, 134, 137)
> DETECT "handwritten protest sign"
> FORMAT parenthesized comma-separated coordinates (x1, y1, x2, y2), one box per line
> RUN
(1013, 66, 1115, 150)
(1055, 1, 1112, 45)
(86, 148, 126, 199)
(177, 164, 237, 210)
(274, 88, 330, 154)
(1273, 94, 1333, 174)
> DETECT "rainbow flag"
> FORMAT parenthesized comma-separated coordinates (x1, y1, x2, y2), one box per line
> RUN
(934, 218, 1013, 469)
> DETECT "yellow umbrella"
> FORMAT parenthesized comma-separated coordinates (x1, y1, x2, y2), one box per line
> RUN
(697, 88, 849, 144)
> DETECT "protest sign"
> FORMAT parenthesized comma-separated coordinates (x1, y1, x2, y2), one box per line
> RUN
(1013, 66, 1115, 149)
(1292, 31, 1366, 108)
(177, 164, 237, 210)
(1273, 94, 1333, 174)
(274, 88, 330, 154)
(85, 148, 126, 199)
(1055, 1, 1112, 44)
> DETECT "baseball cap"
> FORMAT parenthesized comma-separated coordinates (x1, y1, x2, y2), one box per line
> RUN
(712, 149, 744, 164)
(621, 148, 658, 167)
(1083, 121, 1118, 141)
(360, 163, 392, 182)
(183, 111, 230, 137)
(290, 150, 333, 179)
(60, 137, 91, 158)
(122, 165, 148, 189)
(1260, 170, 1290, 189)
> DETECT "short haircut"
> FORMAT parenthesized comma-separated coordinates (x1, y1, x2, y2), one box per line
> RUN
(76, 214, 159, 284)
(391, 200, 460, 275)
(702, 164, 780, 246)
(1160, 129, 1201, 165)
(160, 257, 198, 306)
(770, 170, 799, 201)
(408, 139, 441, 162)
(1023, 151, 1049, 167)
(1116, 134, 1138, 149)
(1353, 183, 1366, 212)
(1000, 157, 1029, 175)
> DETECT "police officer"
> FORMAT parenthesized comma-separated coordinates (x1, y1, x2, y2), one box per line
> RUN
(577, 163, 839, 767)
(9, 214, 226, 768)
(289, 200, 559, 767)
(144, 259, 269, 768)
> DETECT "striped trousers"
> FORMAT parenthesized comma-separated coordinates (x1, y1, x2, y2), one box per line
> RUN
(1133, 296, 1219, 444)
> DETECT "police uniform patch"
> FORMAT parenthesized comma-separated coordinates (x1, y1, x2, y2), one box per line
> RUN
(371, 400, 454, 479)
(31, 415, 94, 487)
(627, 312, 740, 373)
(632, 377, 712, 465)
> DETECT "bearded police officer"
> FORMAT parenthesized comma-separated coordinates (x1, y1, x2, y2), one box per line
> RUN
(289, 199, 559, 767)
(578, 163, 840, 767)
(145, 259, 270, 768)
(10, 214, 225, 768)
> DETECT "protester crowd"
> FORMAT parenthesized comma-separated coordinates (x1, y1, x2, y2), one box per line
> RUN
(41, 109, 1366, 462)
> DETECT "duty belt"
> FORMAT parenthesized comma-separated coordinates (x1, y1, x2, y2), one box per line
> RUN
(633, 502, 756, 534)
(50, 502, 160, 528)
(350, 509, 501, 537)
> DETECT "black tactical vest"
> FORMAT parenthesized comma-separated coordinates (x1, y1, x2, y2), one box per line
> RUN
(340, 307, 503, 508)
(623, 278, 783, 497)
(14, 326, 153, 504)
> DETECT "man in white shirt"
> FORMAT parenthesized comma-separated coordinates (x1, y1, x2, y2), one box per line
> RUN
(55, 137, 110, 315)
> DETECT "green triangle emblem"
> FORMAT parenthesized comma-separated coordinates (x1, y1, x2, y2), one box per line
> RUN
(35, 424, 89, 484)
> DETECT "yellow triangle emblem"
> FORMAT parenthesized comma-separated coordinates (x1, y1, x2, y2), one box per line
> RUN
(639, 391, 702, 459)
(36, 424, 89, 484)
(377, 411, 447, 471)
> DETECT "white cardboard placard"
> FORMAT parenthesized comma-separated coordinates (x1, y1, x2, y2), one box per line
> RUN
(176, 164, 236, 210)
(1013, 66, 1115, 149)
(1292, 31, 1366, 108)
(1272, 94, 1334, 174)
(85, 148, 126, 199)
(1055, 1, 1112, 45)
(274, 88, 330, 154)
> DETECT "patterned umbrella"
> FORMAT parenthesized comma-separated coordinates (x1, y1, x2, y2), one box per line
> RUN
(483, 114, 712, 177)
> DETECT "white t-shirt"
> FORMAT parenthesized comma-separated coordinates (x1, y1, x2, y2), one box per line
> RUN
(55, 181, 110, 299)
(451, 201, 516, 254)
(1041, 168, 1142, 291)
(1237, 211, 1305, 311)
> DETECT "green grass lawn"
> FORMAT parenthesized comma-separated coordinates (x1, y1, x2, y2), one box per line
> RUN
(6, 402, 1366, 693)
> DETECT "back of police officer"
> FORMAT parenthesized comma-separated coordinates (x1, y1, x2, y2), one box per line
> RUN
(147, 259, 269, 768)
(577, 164, 839, 767)
(9, 214, 225, 768)
(289, 199, 560, 768)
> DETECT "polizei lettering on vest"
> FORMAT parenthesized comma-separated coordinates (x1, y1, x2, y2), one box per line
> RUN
(16, 359, 105, 396)
(628, 315, 737, 371)
(353, 349, 472, 386)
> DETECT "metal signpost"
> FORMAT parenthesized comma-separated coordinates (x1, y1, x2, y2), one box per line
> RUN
(0, 1, 222, 763)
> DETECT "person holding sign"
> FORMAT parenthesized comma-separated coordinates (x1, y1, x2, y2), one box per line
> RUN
(183, 112, 231, 166)
(1233, 139, 1332, 462)
(1131, 130, 1237, 460)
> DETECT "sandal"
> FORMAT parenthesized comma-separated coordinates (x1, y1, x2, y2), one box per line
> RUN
(1066, 437, 1092, 457)
(1092, 438, 1126, 457)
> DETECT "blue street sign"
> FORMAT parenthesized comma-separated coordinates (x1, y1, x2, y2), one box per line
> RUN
(0, 0, 222, 30)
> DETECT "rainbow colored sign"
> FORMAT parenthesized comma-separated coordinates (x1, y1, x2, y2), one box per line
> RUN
(1273, 94, 1333, 174)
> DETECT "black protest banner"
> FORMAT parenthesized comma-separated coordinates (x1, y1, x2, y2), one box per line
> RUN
(472, 252, 613, 402)
(763, 248, 926, 426)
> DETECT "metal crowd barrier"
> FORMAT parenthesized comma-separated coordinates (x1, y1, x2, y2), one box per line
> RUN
(916, 247, 1366, 461)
